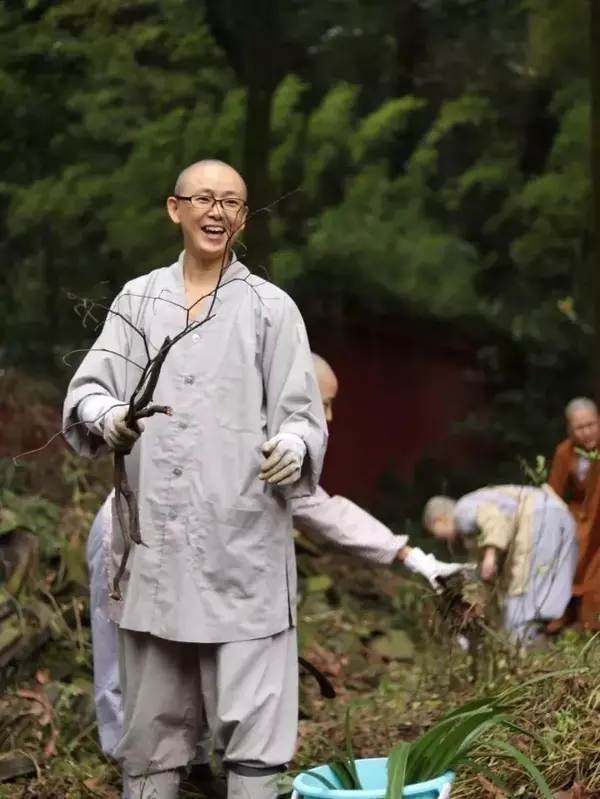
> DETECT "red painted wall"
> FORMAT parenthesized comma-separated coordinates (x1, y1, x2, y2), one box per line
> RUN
(310, 329, 480, 503)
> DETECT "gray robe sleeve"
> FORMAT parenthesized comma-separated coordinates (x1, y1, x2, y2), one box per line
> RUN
(62, 285, 136, 459)
(292, 485, 407, 564)
(262, 293, 328, 500)
(86, 493, 123, 757)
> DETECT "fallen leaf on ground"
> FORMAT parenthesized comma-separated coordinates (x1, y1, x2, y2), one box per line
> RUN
(477, 775, 507, 798)
(553, 783, 596, 799)
(35, 669, 50, 685)
(16, 688, 53, 726)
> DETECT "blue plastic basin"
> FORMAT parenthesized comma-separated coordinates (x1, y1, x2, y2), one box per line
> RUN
(293, 757, 455, 799)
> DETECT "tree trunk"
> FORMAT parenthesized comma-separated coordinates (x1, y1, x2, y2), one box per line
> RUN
(239, 0, 281, 272)
(204, 0, 282, 272)
(242, 75, 277, 272)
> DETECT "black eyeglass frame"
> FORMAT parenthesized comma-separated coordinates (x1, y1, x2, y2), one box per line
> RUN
(173, 194, 248, 212)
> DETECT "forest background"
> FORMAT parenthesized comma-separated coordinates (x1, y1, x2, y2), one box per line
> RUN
(0, 0, 596, 500)
(0, 3, 599, 797)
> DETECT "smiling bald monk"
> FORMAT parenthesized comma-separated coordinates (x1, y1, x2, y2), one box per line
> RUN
(67, 159, 328, 799)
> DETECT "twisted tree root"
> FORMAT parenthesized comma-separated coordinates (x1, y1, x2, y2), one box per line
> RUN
(110, 403, 172, 601)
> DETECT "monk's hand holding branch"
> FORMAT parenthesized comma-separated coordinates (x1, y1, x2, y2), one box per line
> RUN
(402, 547, 477, 594)
(260, 433, 306, 486)
(104, 406, 145, 451)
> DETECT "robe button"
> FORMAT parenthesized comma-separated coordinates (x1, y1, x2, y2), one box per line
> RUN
(178, 420, 188, 430)
(192, 334, 200, 343)
(184, 375, 194, 385)
(173, 467, 183, 476)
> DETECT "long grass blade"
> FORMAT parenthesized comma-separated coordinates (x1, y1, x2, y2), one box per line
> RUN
(498, 669, 586, 702)
(438, 696, 513, 721)
(330, 760, 357, 789)
(578, 631, 600, 662)
(324, 742, 362, 789)
(386, 742, 411, 799)
(344, 708, 362, 789)
(487, 739, 553, 799)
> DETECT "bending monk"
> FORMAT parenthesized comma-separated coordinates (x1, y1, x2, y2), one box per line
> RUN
(422, 483, 577, 649)
(87, 352, 471, 794)
(547, 397, 600, 631)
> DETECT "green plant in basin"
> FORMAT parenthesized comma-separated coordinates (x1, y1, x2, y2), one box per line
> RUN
(304, 671, 573, 798)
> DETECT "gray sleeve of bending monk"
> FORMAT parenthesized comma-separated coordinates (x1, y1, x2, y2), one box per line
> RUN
(87, 494, 123, 757)
(292, 485, 407, 565)
(262, 291, 329, 499)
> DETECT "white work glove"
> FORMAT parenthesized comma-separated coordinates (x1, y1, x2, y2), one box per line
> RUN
(103, 406, 144, 452)
(403, 547, 476, 594)
(260, 433, 306, 486)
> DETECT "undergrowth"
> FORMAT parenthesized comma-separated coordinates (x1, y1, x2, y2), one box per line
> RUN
(1, 371, 599, 798)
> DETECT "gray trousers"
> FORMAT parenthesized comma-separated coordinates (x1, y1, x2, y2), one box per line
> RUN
(114, 627, 298, 799)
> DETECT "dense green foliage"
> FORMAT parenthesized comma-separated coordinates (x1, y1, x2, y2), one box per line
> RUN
(0, 0, 592, 480)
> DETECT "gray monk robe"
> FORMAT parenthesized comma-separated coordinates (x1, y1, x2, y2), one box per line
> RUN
(62, 252, 328, 799)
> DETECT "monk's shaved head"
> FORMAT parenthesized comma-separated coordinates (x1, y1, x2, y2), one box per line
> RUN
(422, 495, 458, 541)
(173, 160, 247, 199)
(166, 159, 248, 265)
(565, 397, 597, 420)
(311, 353, 338, 424)
(312, 353, 335, 383)
(565, 396, 599, 450)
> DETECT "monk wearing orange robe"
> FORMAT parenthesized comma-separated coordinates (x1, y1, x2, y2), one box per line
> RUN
(547, 397, 600, 632)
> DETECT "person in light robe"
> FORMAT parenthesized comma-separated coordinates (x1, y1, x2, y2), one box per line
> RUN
(64, 159, 329, 799)
(422, 483, 577, 650)
(86, 352, 471, 797)
(546, 397, 600, 632)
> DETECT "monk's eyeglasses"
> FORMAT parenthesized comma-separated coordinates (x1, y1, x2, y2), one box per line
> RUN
(174, 194, 247, 213)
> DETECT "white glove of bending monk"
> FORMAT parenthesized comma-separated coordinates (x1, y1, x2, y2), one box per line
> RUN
(260, 433, 306, 486)
(403, 547, 475, 594)
(102, 406, 144, 452)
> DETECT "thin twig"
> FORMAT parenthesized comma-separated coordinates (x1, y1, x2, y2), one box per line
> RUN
(13, 404, 129, 463)
(62, 348, 146, 371)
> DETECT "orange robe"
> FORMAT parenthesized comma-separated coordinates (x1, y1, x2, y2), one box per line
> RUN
(547, 438, 600, 631)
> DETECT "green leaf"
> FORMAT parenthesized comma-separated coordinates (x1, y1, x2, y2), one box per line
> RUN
(498, 668, 586, 701)
(407, 708, 501, 783)
(418, 711, 502, 782)
(371, 630, 415, 661)
(0, 508, 19, 536)
(386, 742, 411, 799)
(306, 575, 333, 594)
(351, 96, 426, 164)
(343, 708, 362, 789)
(487, 739, 553, 799)
(330, 761, 357, 789)
(438, 696, 513, 721)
